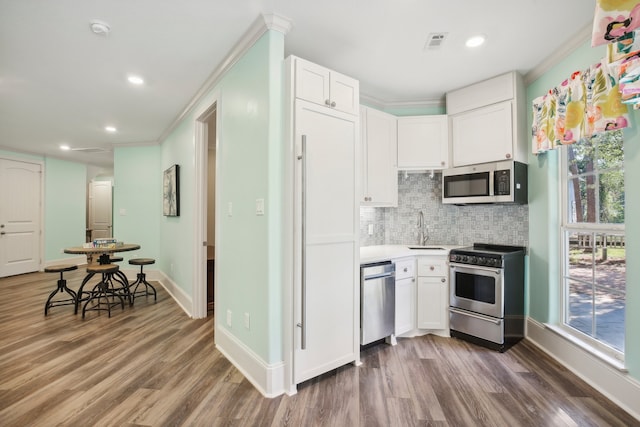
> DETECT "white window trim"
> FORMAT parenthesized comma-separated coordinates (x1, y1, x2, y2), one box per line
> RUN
(558, 144, 626, 365)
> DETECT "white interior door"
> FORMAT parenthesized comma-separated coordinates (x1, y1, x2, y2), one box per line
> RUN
(0, 158, 42, 277)
(89, 181, 113, 240)
(293, 100, 359, 384)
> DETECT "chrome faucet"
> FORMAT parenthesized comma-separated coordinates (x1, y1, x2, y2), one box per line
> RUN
(417, 211, 428, 246)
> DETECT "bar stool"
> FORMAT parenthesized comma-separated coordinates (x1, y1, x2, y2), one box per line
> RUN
(44, 264, 78, 315)
(128, 258, 157, 304)
(107, 256, 132, 305)
(78, 264, 125, 318)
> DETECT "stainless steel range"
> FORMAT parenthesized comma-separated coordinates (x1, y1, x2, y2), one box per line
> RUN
(448, 243, 525, 352)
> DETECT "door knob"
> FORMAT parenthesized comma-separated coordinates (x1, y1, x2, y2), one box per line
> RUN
(0, 231, 5, 235)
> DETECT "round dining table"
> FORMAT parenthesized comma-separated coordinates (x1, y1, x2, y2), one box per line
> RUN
(64, 243, 140, 265)
(64, 243, 141, 315)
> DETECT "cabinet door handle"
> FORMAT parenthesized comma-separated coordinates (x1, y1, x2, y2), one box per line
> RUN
(441, 278, 446, 283)
(299, 135, 307, 350)
(403, 267, 408, 273)
(330, 101, 336, 108)
(430, 266, 435, 271)
(325, 99, 331, 106)
(506, 153, 512, 159)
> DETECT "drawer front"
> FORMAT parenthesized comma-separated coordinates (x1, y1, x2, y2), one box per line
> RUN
(394, 258, 415, 280)
(417, 258, 446, 276)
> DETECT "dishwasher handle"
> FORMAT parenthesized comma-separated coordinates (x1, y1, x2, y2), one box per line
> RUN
(363, 271, 395, 281)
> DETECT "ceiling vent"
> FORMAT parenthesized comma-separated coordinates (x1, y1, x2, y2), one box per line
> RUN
(71, 147, 111, 153)
(425, 32, 448, 50)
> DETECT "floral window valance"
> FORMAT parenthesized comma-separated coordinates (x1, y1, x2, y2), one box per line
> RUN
(532, 60, 630, 154)
(592, 0, 640, 46)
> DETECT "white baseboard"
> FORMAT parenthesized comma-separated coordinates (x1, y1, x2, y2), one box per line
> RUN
(145, 269, 193, 318)
(215, 326, 285, 398)
(527, 318, 640, 421)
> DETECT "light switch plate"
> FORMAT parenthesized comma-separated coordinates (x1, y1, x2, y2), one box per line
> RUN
(256, 198, 264, 216)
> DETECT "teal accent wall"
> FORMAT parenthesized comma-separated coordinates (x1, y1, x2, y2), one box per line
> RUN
(44, 158, 86, 261)
(527, 39, 640, 379)
(156, 30, 284, 363)
(113, 146, 161, 263)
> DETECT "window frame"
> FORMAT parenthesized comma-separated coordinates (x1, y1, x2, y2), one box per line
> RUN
(558, 138, 626, 363)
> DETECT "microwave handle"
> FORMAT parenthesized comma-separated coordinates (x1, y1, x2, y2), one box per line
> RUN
(489, 170, 495, 196)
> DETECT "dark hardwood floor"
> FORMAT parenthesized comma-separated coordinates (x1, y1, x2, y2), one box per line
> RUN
(1, 269, 638, 426)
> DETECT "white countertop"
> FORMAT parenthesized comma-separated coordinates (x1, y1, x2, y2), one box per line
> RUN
(360, 244, 462, 264)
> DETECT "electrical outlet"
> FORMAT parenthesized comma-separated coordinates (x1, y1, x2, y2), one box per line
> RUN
(226, 310, 232, 327)
(227, 202, 233, 217)
(256, 198, 264, 216)
(368, 224, 374, 236)
(244, 312, 250, 330)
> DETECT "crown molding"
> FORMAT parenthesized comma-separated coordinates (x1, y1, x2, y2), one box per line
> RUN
(263, 13, 293, 34)
(158, 13, 292, 143)
(524, 23, 592, 86)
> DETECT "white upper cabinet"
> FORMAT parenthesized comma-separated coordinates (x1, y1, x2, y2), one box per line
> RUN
(446, 71, 527, 167)
(295, 57, 359, 115)
(451, 101, 513, 167)
(397, 115, 449, 170)
(360, 106, 398, 207)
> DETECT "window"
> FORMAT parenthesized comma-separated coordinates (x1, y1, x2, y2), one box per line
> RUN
(560, 130, 625, 359)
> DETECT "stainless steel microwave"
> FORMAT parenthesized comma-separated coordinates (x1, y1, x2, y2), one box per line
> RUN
(442, 160, 527, 204)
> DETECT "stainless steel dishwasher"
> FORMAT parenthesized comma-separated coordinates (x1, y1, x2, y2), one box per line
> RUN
(360, 261, 395, 345)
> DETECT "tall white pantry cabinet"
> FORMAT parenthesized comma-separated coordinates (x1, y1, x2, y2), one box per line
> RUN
(285, 56, 360, 387)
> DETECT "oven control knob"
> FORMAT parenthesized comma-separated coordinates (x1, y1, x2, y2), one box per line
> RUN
(469, 256, 477, 264)
(461, 256, 468, 262)
(486, 258, 495, 266)
(477, 257, 486, 265)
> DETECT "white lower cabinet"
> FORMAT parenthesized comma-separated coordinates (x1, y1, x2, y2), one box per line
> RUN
(393, 258, 415, 336)
(416, 256, 449, 330)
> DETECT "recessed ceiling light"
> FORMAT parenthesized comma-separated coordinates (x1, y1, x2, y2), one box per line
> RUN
(127, 75, 144, 85)
(105, 126, 117, 133)
(466, 35, 486, 48)
(60, 144, 70, 151)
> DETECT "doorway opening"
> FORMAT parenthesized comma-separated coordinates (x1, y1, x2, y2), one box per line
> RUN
(193, 99, 218, 319)
(204, 111, 216, 313)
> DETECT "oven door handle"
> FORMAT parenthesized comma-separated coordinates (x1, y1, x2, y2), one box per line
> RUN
(449, 307, 502, 325)
(449, 263, 501, 275)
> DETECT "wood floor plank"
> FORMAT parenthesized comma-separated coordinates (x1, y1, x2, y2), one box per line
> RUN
(1, 270, 638, 426)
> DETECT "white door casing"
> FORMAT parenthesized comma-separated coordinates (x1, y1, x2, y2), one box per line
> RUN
(89, 180, 113, 240)
(0, 158, 42, 277)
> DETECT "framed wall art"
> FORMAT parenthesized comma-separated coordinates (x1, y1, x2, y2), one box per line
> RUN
(163, 164, 180, 216)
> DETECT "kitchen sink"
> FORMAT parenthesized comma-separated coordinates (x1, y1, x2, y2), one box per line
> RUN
(408, 246, 445, 250)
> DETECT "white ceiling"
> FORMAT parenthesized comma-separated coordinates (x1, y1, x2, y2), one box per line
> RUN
(0, 0, 596, 167)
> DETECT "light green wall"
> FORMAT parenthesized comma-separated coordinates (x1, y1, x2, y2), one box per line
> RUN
(157, 30, 284, 363)
(526, 40, 640, 379)
(44, 158, 86, 261)
(113, 146, 161, 263)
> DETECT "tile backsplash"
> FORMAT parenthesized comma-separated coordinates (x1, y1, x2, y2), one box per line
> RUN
(360, 172, 529, 248)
